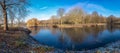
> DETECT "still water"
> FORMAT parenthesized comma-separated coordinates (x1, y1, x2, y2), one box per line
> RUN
(29, 26, 120, 51)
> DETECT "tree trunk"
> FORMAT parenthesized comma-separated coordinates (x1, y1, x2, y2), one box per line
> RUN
(2, 0, 8, 31)
(3, 9, 8, 31)
(60, 19, 62, 25)
(60, 16, 62, 26)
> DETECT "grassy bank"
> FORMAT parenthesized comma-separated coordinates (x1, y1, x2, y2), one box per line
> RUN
(0, 27, 54, 53)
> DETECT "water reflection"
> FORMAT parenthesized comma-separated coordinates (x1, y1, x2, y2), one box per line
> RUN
(29, 25, 120, 51)
(59, 26, 107, 43)
(28, 26, 40, 35)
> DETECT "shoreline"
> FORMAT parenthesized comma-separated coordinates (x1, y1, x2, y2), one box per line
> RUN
(27, 23, 107, 28)
(57, 23, 106, 28)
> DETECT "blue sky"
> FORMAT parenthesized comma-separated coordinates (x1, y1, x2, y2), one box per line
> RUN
(26, 0, 120, 21)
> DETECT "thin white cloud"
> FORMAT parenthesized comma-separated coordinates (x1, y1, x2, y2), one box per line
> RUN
(85, 3, 120, 17)
(67, 2, 120, 17)
(69, 2, 109, 12)
(86, 3, 108, 12)
(40, 6, 48, 10)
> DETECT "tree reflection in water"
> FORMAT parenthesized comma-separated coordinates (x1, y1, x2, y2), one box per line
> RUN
(28, 25, 120, 43)
(29, 26, 107, 43)
(59, 26, 106, 43)
(28, 26, 41, 35)
(28, 25, 120, 50)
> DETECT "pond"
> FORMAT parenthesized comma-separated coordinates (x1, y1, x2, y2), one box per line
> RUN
(29, 25, 120, 51)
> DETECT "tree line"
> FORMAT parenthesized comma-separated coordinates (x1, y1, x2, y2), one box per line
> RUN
(27, 7, 120, 27)
(50, 7, 106, 25)
(51, 7, 120, 25)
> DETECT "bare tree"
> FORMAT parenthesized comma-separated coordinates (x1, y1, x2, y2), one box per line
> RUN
(91, 11, 100, 23)
(50, 15, 57, 24)
(57, 8, 65, 25)
(27, 18, 39, 27)
(107, 15, 116, 24)
(0, 0, 29, 31)
(66, 7, 85, 24)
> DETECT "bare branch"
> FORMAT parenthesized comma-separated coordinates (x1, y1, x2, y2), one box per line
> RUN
(6, 3, 20, 6)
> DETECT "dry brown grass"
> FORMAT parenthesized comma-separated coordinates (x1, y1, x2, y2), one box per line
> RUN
(0, 27, 54, 52)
